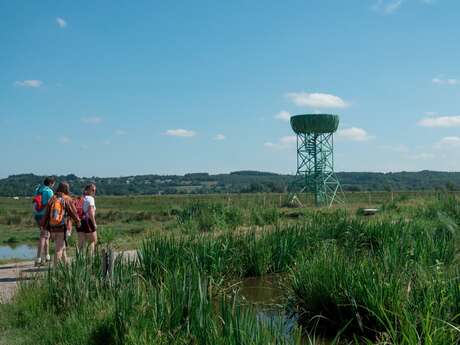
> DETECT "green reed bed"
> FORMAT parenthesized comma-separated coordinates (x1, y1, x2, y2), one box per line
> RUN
(138, 200, 460, 342)
(4, 197, 460, 344)
(6, 253, 301, 345)
(289, 207, 460, 342)
(291, 248, 460, 344)
(138, 211, 427, 282)
(174, 201, 282, 233)
(138, 225, 311, 282)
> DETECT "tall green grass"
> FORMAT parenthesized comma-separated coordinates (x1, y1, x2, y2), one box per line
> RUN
(7, 253, 301, 345)
(173, 201, 281, 232)
(4, 196, 460, 344)
(289, 198, 460, 342)
(139, 201, 460, 342)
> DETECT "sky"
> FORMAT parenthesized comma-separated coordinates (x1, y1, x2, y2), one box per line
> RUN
(1, 0, 460, 178)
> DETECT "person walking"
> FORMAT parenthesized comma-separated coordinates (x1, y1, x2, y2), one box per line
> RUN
(77, 183, 98, 255)
(41, 182, 80, 264)
(33, 176, 55, 266)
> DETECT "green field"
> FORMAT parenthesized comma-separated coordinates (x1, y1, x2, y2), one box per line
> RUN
(0, 191, 452, 250)
(1, 192, 460, 344)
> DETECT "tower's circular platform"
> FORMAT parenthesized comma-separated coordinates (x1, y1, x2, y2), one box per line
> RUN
(290, 114, 339, 134)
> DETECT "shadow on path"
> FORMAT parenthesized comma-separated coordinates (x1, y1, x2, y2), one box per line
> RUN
(0, 265, 19, 270)
(21, 267, 48, 273)
(0, 276, 33, 283)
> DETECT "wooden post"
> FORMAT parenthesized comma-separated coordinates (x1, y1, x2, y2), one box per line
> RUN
(102, 248, 114, 280)
(107, 249, 114, 278)
(102, 248, 107, 276)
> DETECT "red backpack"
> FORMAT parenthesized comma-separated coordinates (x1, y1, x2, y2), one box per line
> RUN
(32, 187, 46, 214)
(73, 196, 85, 219)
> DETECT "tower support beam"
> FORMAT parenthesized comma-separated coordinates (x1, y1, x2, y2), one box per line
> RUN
(290, 114, 345, 207)
(295, 131, 344, 207)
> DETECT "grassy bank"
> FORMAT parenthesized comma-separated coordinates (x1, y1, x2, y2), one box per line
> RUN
(4, 254, 302, 345)
(0, 191, 451, 247)
(1, 194, 460, 343)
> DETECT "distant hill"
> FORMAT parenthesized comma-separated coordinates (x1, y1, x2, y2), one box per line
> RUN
(1, 170, 460, 196)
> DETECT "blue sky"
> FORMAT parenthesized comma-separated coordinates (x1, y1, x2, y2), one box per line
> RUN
(1, 0, 460, 178)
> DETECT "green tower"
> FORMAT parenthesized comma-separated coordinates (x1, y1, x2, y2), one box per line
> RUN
(290, 114, 344, 207)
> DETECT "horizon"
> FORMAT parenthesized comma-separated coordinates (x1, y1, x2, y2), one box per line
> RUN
(2, 1, 460, 177)
(4, 169, 460, 180)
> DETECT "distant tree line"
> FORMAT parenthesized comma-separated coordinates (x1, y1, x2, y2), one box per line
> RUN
(1, 170, 460, 197)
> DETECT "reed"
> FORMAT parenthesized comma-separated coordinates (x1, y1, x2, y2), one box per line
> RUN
(9, 256, 302, 344)
(4, 195, 460, 344)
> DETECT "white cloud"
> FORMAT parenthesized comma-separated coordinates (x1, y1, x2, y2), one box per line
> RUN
(286, 92, 349, 109)
(264, 135, 296, 149)
(385, 0, 404, 13)
(372, 0, 405, 14)
(434, 136, 460, 149)
(103, 140, 111, 145)
(81, 116, 103, 125)
(14, 80, 43, 88)
(214, 134, 226, 140)
(432, 77, 459, 85)
(56, 17, 67, 28)
(164, 129, 196, 137)
(336, 127, 374, 142)
(275, 110, 291, 122)
(373, 0, 435, 14)
(418, 115, 460, 128)
(58, 136, 71, 144)
(115, 129, 127, 136)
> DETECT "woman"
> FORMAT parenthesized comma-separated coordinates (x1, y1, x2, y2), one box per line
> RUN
(41, 182, 80, 264)
(77, 183, 98, 254)
(33, 176, 55, 266)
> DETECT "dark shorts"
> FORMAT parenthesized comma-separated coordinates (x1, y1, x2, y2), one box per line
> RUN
(49, 225, 66, 233)
(77, 218, 96, 233)
(34, 214, 43, 227)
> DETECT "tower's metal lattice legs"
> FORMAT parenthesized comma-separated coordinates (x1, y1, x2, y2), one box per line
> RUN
(296, 132, 344, 207)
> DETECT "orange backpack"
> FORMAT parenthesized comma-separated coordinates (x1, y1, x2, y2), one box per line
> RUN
(49, 196, 66, 226)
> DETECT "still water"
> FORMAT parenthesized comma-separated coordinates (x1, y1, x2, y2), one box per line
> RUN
(238, 275, 295, 333)
(237, 275, 332, 345)
(0, 244, 36, 260)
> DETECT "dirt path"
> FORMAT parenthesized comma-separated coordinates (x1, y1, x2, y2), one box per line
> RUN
(0, 250, 137, 304)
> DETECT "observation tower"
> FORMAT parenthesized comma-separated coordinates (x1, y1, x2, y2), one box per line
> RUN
(290, 114, 344, 207)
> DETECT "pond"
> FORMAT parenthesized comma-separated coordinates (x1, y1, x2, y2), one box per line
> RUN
(238, 275, 285, 306)
(0, 244, 36, 260)
(237, 275, 333, 345)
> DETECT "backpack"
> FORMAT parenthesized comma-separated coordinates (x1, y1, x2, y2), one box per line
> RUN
(49, 196, 66, 226)
(74, 196, 85, 219)
(32, 186, 45, 214)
